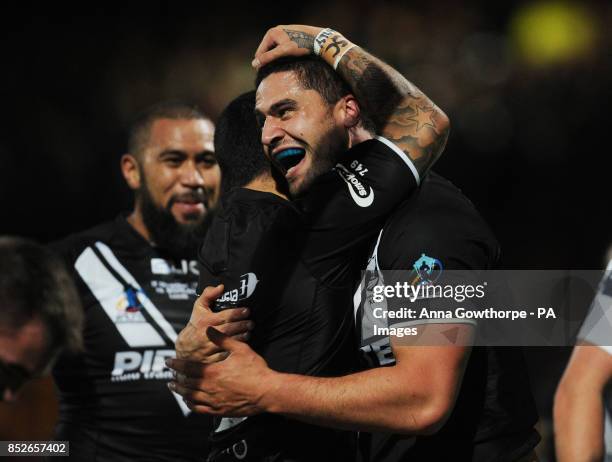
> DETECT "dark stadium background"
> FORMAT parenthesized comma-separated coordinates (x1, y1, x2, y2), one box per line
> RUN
(0, 2, 609, 460)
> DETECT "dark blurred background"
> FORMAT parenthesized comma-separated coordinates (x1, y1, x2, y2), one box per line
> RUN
(0, 2, 610, 460)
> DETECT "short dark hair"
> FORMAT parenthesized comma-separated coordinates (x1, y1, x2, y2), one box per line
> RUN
(128, 101, 210, 157)
(255, 55, 351, 105)
(214, 91, 270, 192)
(0, 237, 83, 354)
(255, 56, 375, 132)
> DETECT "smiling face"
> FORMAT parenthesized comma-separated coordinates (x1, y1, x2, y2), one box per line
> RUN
(137, 118, 220, 224)
(255, 71, 349, 196)
(122, 116, 221, 256)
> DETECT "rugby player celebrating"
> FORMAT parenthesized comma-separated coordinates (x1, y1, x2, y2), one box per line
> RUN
(171, 26, 540, 462)
(180, 58, 444, 458)
(169, 24, 439, 459)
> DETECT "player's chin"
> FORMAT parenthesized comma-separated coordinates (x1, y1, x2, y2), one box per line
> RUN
(288, 175, 311, 197)
(171, 204, 206, 224)
(286, 163, 314, 196)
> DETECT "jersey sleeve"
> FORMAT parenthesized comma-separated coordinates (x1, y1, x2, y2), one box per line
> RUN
(578, 260, 612, 353)
(296, 137, 420, 284)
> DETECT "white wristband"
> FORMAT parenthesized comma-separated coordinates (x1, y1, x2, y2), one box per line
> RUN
(314, 28, 335, 55)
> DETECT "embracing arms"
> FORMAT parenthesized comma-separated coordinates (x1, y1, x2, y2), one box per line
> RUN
(169, 322, 472, 434)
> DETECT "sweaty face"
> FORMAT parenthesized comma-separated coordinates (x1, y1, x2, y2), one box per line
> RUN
(255, 71, 348, 196)
(138, 118, 220, 225)
(0, 317, 50, 402)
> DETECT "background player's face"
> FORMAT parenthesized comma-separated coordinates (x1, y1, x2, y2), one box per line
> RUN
(138, 118, 220, 225)
(0, 318, 49, 402)
(256, 71, 348, 196)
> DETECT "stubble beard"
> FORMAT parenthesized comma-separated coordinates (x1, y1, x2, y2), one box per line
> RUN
(290, 124, 347, 197)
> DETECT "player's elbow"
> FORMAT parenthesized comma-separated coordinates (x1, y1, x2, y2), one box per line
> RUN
(431, 108, 450, 157)
(417, 396, 454, 435)
(395, 395, 454, 436)
(415, 107, 450, 173)
(435, 108, 451, 137)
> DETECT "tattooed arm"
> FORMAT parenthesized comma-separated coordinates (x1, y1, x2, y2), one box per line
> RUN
(336, 46, 449, 176)
(253, 25, 450, 177)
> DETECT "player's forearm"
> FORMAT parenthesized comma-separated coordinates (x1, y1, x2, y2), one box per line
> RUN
(554, 380, 605, 462)
(279, 25, 449, 176)
(322, 32, 449, 176)
(260, 365, 447, 434)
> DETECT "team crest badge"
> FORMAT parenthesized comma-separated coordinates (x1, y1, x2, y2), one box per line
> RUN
(115, 286, 147, 322)
(413, 254, 443, 284)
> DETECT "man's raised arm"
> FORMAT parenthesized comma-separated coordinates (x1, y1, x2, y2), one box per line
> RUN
(253, 25, 450, 178)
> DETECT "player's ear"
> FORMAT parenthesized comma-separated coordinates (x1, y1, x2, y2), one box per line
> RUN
(121, 153, 141, 190)
(335, 94, 361, 129)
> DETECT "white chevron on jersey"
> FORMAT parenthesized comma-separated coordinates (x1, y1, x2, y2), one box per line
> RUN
(74, 242, 191, 416)
(75, 246, 166, 347)
(354, 229, 384, 323)
(95, 241, 179, 343)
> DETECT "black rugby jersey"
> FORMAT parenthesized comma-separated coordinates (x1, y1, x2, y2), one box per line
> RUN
(355, 173, 540, 462)
(51, 215, 212, 462)
(198, 137, 419, 461)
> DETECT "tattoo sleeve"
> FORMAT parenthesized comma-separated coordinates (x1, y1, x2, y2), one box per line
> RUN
(283, 29, 315, 51)
(336, 46, 450, 176)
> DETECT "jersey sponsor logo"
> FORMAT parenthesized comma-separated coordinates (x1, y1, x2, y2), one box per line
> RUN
(150, 258, 199, 276)
(111, 349, 175, 381)
(413, 254, 443, 285)
(151, 280, 197, 301)
(216, 273, 259, 307)
(335, 163, 375, 208)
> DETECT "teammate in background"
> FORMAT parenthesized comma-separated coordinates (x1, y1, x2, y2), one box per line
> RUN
(50, 102, 247, 461)
(555, 259, 612, 462)
(0, 236, 82, 402)
(169, 26, 539, 462)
